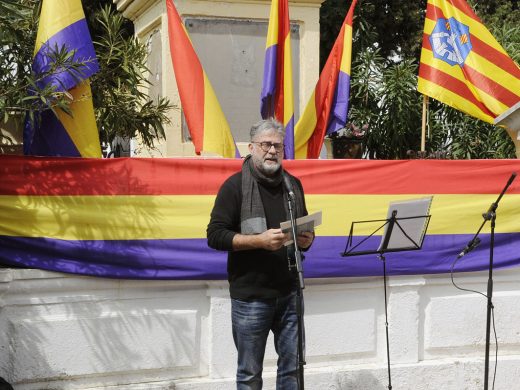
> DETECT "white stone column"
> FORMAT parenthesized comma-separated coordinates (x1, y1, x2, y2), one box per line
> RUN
(206, 284, 236, 379)
(387, 276, 425, 364)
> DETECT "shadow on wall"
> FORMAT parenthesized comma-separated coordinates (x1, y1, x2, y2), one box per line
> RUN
(338, 369, 389, 389)
(2, 278, 208, 387)
(0, 297, 52, 384)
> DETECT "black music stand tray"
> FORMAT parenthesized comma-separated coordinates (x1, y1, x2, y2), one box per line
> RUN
(341, 197, 432, 390)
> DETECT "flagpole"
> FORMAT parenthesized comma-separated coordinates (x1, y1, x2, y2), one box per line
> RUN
(421, 95, 428, 152)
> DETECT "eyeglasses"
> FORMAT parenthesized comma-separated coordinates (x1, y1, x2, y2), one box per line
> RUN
(252, 142, 284, 153)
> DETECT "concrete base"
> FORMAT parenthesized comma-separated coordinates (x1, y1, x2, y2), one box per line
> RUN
(1, 267, 519, 389)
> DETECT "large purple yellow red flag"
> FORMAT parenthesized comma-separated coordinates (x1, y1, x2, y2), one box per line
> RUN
(166, 0, 237, 158)
(1, 155, 520, 279)
(260, 0, 295, 159)
(294, 0, 357, 159)
(23, 0, 101, 158)
(418, 0, 520, 124)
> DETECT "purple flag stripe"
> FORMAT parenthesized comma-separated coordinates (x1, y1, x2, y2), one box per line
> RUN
(326, 70, 351, 135)
(1, 233, 519, 280)
(33, 18, 99, 92)
(307, 234, 520, 277)
(0, 236, 225, 280)
(260, 45, 278, 119)
(284, 114, 295, 158)
(24, 109, 81, 156)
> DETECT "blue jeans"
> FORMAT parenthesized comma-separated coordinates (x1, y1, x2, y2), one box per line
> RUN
(231, 291, 302, 390)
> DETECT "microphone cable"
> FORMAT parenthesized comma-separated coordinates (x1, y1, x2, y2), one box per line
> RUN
(450, 256, 498, 390)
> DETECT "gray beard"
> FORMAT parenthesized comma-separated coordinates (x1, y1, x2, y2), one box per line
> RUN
(260, 161, 281, 175)
(252, 154, 280, 176)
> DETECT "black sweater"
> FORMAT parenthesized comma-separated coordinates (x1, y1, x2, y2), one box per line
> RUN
(207, 171, 308, 299)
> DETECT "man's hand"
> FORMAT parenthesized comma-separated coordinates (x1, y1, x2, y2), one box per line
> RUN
(296, 231, 314, 249)
(232, 228, 288, 251)
(259, 228, 289, 251)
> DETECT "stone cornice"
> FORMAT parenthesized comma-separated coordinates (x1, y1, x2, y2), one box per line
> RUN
(114, 0, 324, 20)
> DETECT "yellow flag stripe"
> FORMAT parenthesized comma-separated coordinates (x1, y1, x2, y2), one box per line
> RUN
(283, 34, 294, 124)
(339, 25, 352, 74)
(294, 90, 318, 158)
(2, 194, 519, 240)
(265, 0, 279, 48)
(55, 81, 102, 158)
(202, 72, 236, 158)
(35, 0, 85, 54)
(418, 77, 495, 123)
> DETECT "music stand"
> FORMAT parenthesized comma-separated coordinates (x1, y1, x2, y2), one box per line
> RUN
(341, 196, 433, 390)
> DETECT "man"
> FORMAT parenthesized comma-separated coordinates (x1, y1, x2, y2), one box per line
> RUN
(207, 118, 314, 389)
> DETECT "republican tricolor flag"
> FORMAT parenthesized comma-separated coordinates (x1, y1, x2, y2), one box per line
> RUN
(2, 156, 520, 279)
(418, 0, 520, 124)
(294, 0, 357, 159)
(166, 0, 237, 158)
(23, 0, 101, 158)
(260, 0, 295, 159)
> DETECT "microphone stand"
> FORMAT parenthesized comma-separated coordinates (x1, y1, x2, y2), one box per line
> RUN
(379, 210, 397, 390)
(458, 172, 516, 390)
(286, 191, 305, 390)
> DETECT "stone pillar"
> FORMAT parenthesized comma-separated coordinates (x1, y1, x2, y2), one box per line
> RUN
(495, 101, 520, 158)
(113, 0, 323, 157)
(388, 277, 425, 364)
(206, 284, 235, 379)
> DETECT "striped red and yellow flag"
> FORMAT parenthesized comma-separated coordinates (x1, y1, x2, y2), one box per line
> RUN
(260, 0, 295, 159)
(294, 0, 357, 159)
(166, 0, 237, 158)
(418, 0, 520, 123)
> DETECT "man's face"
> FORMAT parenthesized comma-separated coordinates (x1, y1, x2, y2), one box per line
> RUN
(249, 129, 284, 175)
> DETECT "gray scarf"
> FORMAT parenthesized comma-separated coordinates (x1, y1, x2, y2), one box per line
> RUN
(240, 155, 304, 234)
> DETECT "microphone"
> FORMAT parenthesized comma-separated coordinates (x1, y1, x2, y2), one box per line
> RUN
(283, 173, 295, 200)
(482, 172, 517, 219)
(457, 237, 481, 259)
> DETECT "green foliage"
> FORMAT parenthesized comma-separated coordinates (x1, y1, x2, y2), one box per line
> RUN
(1, 1, 49, 124)
(350, 52, 422, 159)
(426, 103, 516, 159)
(320, 0, 425, 68)
(88, 5, 172, 148)
(478, 2, 520, 64)
(348, 48, 383, 127)
(320, 0, 519, 159)
(0, 0, 172, 152)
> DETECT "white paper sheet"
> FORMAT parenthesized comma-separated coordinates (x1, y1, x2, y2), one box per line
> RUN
(377, 196, 433, 251)
(280, 210, 322, 246)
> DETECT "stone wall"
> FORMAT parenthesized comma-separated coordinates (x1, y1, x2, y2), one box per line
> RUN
(1, 267, 519, 389)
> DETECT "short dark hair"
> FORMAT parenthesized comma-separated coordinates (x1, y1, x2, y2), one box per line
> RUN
(250, 118, 285, 141)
